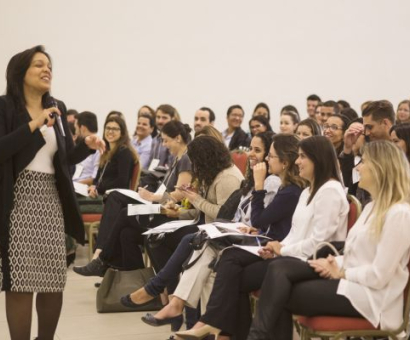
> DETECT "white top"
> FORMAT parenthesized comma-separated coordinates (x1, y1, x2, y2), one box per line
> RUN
(233, 175, 282, 225)
(26, 126, 58, 174)
(222, 129, 233, 148)
(281, 180, 348, 260)
(336, 201, 410, 331)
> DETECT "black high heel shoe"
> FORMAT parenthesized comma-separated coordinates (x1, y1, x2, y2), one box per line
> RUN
(141, 313, 183, 332)
(120, 294, 153, 308)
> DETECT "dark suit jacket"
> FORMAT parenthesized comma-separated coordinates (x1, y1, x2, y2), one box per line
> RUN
(228, 127, 250, 151)
(0, 96, 92, 265)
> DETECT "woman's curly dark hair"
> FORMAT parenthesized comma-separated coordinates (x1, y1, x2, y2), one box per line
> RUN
(187, 135, 233, 189)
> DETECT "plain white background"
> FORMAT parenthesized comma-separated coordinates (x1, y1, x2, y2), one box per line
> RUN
(1, 0, 409, 133)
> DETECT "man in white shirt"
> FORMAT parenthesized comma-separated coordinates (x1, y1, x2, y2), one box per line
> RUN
(73, 111, 100, 185)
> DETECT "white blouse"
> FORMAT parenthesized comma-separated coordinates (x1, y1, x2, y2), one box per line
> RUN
(25, 126, 58, 174)
(281, 180, 348, 260)
(233, 175, 282, 225)
(336, 201, 410, 332)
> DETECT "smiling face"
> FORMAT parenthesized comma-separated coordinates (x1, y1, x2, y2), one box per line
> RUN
(104, 121, 122, 145)
(356, 155, 375, 194)
(397, 103, 410, 122)
(280, 114, 297, 134)
(227, 108, 244, 130)
(363, 114, 391, 141)
(24, 52, 52, 95)
(296, 124, 313, 140)
(161, 132, 181, 156)
(250, 120, 268, 136)
(323, 116, 344, 148)
(266, 143, 286, 175)
(136, 116, 154, 139)
(247, 136, 266, 169)
(156, 110, 172, 131)
(295, 148, 315, 183)
(319, 106, 334, 125)
(307, 100, 319, 118)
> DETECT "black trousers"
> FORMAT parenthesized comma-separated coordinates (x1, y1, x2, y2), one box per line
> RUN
(200, 248, 272, 338)
(249, 257, 361, 340)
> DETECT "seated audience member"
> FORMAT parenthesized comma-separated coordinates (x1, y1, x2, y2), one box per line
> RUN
(88, 116, 138, 198)
(66, 108, 78, 123)
(124, 132, 278, 310)
(252, 102, 270, 121)
(145, 134, 307, 337)
(193, 107, 215, 133)
(137, 105, 155, 118)
(222, 105, 250, 150)
(194, 125, 224, 143)
(396, 99, 410, 124)
(247, 140, 410, 340)
(323, 113, 350, 155)
(317, 100, 340, 127)
(337, 99, 350, 111)
(280, 105, 299, 116)
(295, 118, 321, 140)
(106, 110, 125, 120)
(144, 136, 244, 293)
(131, 113, 154, 170)
(314, 102, 323, 126)
(178, 136, 349, 340)
(73, 111, 100, 185)
(339, 100, 395, 205)
(248, 115, 273, 137)
(74, 121, 192, 275)
(390, 123, 410, 161)
(306, 94, 321, 119)
(280, 110, 299, 134)
(341, 107, 359, 122)
(146, 104, 177, 169)
(67, 121, 77, 142)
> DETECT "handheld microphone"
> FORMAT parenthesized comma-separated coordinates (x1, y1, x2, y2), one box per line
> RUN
(44, 94, 65, 137)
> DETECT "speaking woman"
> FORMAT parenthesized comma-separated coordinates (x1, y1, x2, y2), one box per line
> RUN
(0, 46, 104, 340)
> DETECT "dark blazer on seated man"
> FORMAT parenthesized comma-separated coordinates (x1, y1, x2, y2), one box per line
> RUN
(228, 127, 250, 150)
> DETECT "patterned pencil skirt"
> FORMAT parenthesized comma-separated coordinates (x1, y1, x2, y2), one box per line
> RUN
(4, 169, 67, 293)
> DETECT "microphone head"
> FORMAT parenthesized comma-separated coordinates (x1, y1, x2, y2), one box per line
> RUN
(43, 93, 57, 108)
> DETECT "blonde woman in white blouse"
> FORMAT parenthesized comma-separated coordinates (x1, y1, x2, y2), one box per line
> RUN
(247, 140, 410, 340)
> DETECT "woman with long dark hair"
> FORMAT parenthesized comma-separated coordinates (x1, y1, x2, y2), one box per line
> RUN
(88, 115, 138, 198)
(0, 46, 104, 339)
(390, 123, 410, 161)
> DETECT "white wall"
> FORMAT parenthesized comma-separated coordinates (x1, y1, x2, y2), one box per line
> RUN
(1, 0, 409, 133)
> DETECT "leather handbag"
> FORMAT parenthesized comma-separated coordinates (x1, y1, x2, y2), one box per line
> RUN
(96, 267, 162, 313)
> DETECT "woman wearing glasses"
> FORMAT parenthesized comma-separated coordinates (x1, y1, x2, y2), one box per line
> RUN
(323, 113, 351, 156)
(88, 115, 138, 198)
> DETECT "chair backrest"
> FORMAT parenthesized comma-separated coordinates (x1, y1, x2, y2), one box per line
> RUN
(231, 150, 248, 175)
(347, 194, 362, 231)
(130, 161, 141, 191)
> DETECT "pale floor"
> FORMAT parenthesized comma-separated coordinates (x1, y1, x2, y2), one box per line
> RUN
(0, 245, 300, 340)
(0, 245, 173, 340)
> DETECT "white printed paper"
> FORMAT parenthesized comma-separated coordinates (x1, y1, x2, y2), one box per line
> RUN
(128, 204, 161, 216)
(73, 182, 89, 196)
(148, 159, 160, 171)
(232, 245, 262, 257)
(72, 165, 84, 180)
(142, 219, 196, 235)
(154, 183, 167, 196)
(105, 189, 151, 205)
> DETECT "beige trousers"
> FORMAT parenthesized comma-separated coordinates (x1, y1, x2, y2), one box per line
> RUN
(173, 244, 218, 313)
